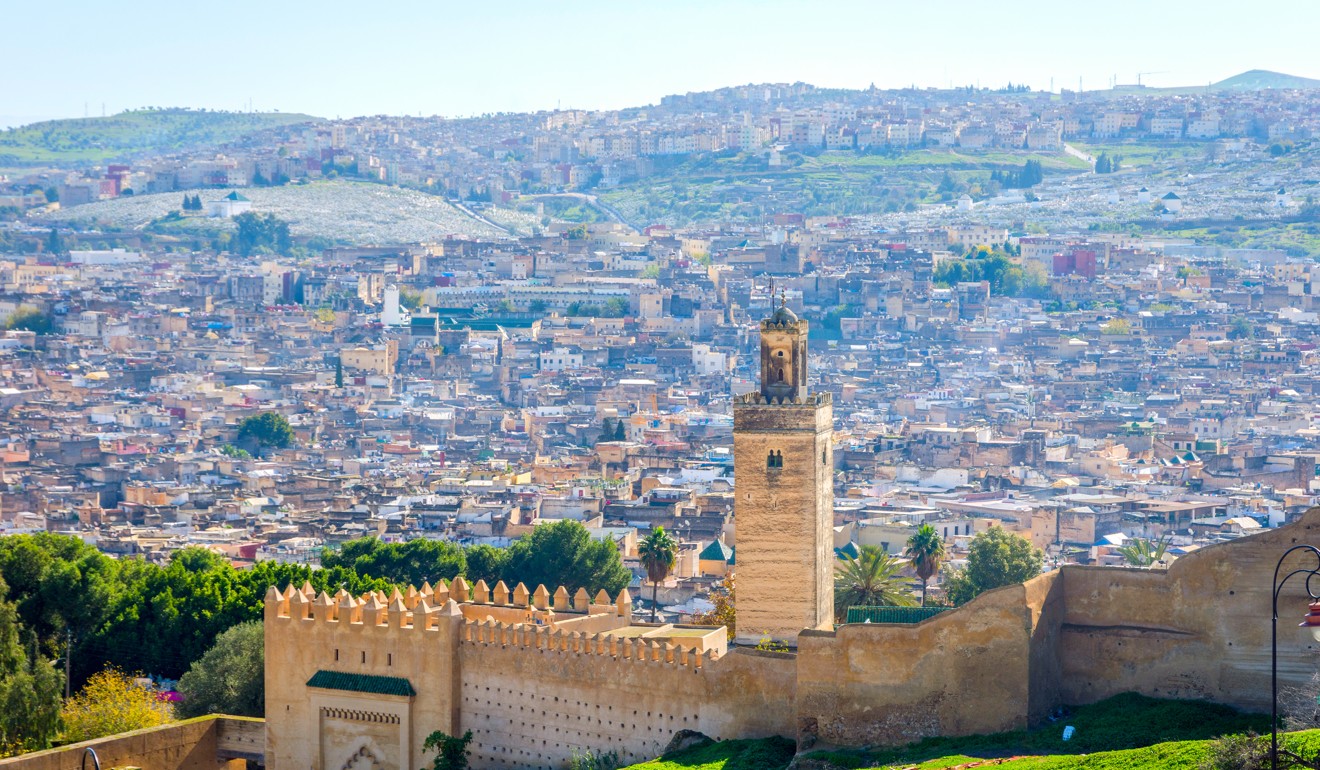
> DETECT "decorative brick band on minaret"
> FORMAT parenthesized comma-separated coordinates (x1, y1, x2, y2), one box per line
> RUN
(733, 300, 835, 646)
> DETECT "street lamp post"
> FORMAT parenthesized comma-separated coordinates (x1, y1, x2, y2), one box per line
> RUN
(1271, 544, 1320, 770)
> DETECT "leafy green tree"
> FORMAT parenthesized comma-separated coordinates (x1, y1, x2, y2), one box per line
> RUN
(528, 300, 548, 314)
(604, 297, 629, 317)
(399, 288, 424, 311)
(176, 620, 263, 718)
(613, 420, 626, 441)
(495, 299, 516, 314)
(422, 729, 473, 770)
(233, 212, 292, 256)
(502, 520, 630, 596)
(322, 538, 466, 587)
(4, 308, 53, 335)
(944, 528, 1044, 606)
(236, 412, 295, 452)
(905, 525, 945, 607)
(639, 527, 678, 622)
(1118, 537, 1170, 568)
(45, 229, 63, 256)
(599, 418, 616, 443)
(43, 187, 58, 203)
(834, 545, 915, 619)
(462, 545, 509, 587)
(0, 577, 62, 756)
(1228, 316, 1254, 340)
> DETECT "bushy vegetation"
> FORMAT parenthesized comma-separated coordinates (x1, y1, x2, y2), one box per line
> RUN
(176, 621, 264, 718)
(623, 736, 795, 770)
(322, 519, 632, 597)
(932, 249, 1050, 298)
(944, 527, 1044, 606)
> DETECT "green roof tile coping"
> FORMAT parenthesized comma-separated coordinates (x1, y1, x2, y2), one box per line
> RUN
(307, 670, 416, 697)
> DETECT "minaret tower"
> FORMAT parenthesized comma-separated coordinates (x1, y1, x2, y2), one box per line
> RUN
(732, 295, 834, 646)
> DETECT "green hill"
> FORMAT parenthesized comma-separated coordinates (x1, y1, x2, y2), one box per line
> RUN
(1212, 69, 1320, 91)
(0, 109, 321, 165)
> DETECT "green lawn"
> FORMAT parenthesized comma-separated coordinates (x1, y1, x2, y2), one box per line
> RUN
(1070, 141, 1204, 168)
(621, 694, 1286, 770)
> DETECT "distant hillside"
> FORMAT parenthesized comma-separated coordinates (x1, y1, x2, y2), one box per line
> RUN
(1212, 69, 1320, 91)
(0, 109, 321, 166)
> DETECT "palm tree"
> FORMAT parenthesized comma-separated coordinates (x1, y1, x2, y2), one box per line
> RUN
(638, 526, 678, 622)
(1118, 536, 1170, 568)
(834, 545, 916, 620)
(905, 524, 946, 607)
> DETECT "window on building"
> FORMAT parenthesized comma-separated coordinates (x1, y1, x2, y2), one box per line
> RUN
(767, 450, 783, 469)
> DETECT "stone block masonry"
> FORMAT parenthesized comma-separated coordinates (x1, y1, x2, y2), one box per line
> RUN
(264, 508, 1320, 769)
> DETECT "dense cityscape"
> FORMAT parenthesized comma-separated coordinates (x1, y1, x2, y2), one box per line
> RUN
(1, 23, 1319, 770)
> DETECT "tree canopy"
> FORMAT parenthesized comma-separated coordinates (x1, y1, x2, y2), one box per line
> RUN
(834, 545, 915, 619)
(233, 212, 292, 257)
(321, 537, 467, 587)
(4, 308, 53, 335)
(176, 620, 264, 718)
(932, 250, 1049, 298)
(236, 412, 295, 452)
(0, 576, 62, 756)
(502, 520, 631, 596)
(944, 528, 1044, 606)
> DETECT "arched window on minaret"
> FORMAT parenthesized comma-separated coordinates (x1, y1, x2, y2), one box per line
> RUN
(767, 450, 783, 469)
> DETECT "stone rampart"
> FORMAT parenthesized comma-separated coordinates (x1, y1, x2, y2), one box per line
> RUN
(0, 717, 255, 770)
(264, 509, 1320, 769)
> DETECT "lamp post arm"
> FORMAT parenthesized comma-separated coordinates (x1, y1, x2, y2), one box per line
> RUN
(1271, 544, 1320, 770)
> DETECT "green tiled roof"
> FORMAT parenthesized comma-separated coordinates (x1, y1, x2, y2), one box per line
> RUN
(699, 540, 733, 562)
(307, 670, 415, 697)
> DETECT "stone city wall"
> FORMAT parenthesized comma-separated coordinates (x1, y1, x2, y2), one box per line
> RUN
(0, 717, 251, 770)
(264, 509, 1320, 769)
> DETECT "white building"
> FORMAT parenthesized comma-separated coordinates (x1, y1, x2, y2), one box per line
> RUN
(208, 191, 252, 218)
(69, 248, 143, 266)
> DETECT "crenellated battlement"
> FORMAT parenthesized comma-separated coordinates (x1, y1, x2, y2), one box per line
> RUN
(460, 617, 719, 671)
(267, 577, 633, 622)
(734, 390, 831, 407)
(265, 577, 727, 669)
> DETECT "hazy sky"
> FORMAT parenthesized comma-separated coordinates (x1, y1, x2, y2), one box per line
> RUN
(3, 0, 1318, 127)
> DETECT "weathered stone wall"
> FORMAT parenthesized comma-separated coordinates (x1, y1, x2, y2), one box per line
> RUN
(795, 573, 1060, 746)
(263, 510, 1320, 768)
(264, 593, 465, 770)
(0, 717, 248, 770)
(1057, 507, 1320, 711)
(457, 636, 795, 769)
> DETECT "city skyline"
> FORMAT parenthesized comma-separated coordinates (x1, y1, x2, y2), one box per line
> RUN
(3, 0, 1319, 128)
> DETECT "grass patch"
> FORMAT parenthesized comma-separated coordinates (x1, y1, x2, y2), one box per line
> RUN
(621, 694, 1275, 769)
(624, 736, 795, 770)
(805, 693, 1268, 768)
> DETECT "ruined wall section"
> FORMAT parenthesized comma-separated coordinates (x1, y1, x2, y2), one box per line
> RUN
(795, 572, 1061, 746)
(1058, 506, 1320, 711)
